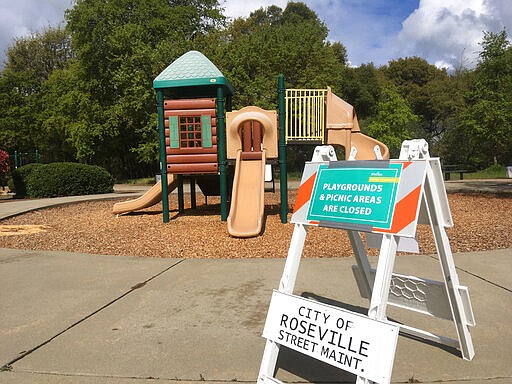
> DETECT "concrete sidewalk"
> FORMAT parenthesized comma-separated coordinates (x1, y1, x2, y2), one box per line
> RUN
(0, 185, 146, 220)
(444, 178, 512, 195)
(1, 247, 511, 384)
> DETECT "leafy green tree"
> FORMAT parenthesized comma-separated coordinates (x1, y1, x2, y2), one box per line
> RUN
(339, 63, 380, 120)
(365, 85, 419, 157)
(38, 61, 90, 162)
(459, 30, 512, 166)
(0, 69, 37, 152)
(203, 2, 346, 109)
(430, 67, 474, 163)
(380, 57, 454, 141)
(64, 0, 226, 178)
(0, 26, 73, 155)
(384, 56, 441, 90)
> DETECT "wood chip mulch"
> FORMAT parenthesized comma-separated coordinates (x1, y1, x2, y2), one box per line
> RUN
(0, 192, 511, 258)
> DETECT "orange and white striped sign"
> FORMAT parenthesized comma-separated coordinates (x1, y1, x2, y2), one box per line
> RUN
(291, 160, 427, 238)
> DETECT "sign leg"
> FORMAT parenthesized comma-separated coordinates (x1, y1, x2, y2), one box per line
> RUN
(278, 224, 308, 294)
(424, 175, 475, 360)
(347, 230, 374, 297)
(258, 224, 308, 383)
(368, 234, 397, 321)
(355, 234, 398, 384)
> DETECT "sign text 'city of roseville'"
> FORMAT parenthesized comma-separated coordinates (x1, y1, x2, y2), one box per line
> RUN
(262, 291, 399, 383)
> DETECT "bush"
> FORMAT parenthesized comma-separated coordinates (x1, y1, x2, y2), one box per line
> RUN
(8, 163, 44, 198)
(10, 162, 114, 198)
(0, 149, 10, 177)
(26, 162, 114, 198)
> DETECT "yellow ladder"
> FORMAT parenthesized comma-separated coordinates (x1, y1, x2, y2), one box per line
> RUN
(285, 88, 326, 143)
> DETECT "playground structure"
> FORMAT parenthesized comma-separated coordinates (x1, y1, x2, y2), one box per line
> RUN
(285, 87, 389, 160)
(113, 50, 389, 237)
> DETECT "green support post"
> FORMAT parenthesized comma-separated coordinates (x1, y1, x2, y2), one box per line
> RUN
(157, 90, 170, 223)
(190, 177, 197, 210)
(278, 74, 288, 223)
(217, 87, 228, 221)
(177, 174, 184, 213)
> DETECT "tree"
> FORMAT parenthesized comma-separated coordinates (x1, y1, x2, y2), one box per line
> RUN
(64, 0, 226, 177)
(203, 2, 346, 109)
(365, 85, 419, 158)
(0, 26, 73, 156)
(430, 67, 474, 163)
(459, 30, 512, 166)
(384, 56, 441, 90)
(380, 57, 454, 142)
(339, 63, 380, 120)
(38, 61, 90, 162)
(0, 69, 37, 152)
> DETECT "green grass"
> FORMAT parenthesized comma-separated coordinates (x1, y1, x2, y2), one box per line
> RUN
(464, 164, 508, 179)
(117, 177, 156, 185)
(282, 171, 303, 181)
(289, 171, 304, 180)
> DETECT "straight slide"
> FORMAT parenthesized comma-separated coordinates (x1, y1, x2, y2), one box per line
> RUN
(227, 150, 266, 237)
(112, 175, 178, 215)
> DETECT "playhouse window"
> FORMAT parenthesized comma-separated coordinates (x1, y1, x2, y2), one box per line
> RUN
(179, 116, 202, 148)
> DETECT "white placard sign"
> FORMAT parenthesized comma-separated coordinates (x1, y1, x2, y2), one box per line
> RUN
(262, 291, 399, 383)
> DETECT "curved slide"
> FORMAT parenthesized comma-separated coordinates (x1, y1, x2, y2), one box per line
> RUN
(227, 150, 266, 237)
(325, 87, 389, 160)
(112, 175, 178, 215)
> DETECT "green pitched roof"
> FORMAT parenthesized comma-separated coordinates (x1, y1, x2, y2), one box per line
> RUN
(153, 50, 233, 95)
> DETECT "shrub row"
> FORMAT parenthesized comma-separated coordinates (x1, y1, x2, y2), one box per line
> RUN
(8, 162, 114, 198)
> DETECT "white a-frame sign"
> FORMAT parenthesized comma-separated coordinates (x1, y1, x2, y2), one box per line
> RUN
(258, 140, 475, 384)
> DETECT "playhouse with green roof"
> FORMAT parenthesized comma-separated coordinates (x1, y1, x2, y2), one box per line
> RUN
(152, 51, 287, 236)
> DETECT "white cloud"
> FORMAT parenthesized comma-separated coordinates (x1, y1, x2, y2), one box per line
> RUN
(315, 0, 416, 67)
(0, 0, 73, 66)
(221, 0, 288, 19)
(396, 0, 511, 69)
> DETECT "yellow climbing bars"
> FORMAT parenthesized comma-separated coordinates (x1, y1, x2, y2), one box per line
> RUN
(285, 89, 326, 143)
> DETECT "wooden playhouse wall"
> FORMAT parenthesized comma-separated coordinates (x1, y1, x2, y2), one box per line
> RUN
(164, 98, 218, 174)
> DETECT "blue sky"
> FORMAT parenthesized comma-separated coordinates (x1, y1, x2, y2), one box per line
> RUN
(1, 0, 511, 70)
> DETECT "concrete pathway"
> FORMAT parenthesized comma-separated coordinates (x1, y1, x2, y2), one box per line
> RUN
(0, 185, 146, 220)
(443, 178, 512, 195)
(0, 247, 511, 384)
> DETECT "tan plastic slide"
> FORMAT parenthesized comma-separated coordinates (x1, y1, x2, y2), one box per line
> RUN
(112, 175, 178, 215)
(227, 150, 266, 237)
(325, 87, 389, 160)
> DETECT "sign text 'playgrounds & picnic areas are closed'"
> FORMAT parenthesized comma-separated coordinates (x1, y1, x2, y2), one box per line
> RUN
(306, 164, 402, 229)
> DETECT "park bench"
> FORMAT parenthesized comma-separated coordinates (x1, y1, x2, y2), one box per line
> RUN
(442, 164, 475, 180)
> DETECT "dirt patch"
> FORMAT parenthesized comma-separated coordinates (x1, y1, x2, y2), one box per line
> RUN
(0, 192, 511, 258)
(0, 224, 49, 236)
